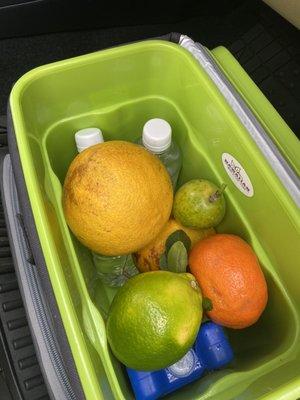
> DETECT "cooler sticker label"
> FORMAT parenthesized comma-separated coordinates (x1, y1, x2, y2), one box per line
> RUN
(222, 153, 254, 197)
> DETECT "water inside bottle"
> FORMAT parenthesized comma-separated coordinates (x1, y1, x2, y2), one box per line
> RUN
(93, 253, 139, 287)
(137, 138, 182, 188)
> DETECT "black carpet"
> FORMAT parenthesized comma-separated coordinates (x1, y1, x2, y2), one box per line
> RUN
(0, 0, 299, 135)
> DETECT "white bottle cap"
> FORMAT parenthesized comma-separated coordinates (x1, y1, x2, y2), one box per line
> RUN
(142, 118, 172, 153)
(75, 128, 104, 153)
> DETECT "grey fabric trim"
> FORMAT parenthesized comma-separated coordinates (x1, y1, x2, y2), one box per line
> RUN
(179, 35, 300, 208)
(2, 154, 74, 400)
(7, 104, 85, 400)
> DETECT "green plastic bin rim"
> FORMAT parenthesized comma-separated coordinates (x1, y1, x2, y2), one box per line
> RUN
(179, 35, 300, 209)
(8, 35, 300, 400)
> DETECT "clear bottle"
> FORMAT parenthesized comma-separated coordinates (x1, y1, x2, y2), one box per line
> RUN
(74, 128, 139, 287)
(92, 253, 138, 287)
(138, 118, 182, 189)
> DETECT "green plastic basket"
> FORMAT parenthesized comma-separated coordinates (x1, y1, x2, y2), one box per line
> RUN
(9, 37, 300, 400)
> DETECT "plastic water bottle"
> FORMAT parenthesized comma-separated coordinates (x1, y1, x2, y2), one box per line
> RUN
(138, 118, 182, 188)
(75, 127, 104, 153)
(92, 253, 138, 287)
(74, 128, 139, 287)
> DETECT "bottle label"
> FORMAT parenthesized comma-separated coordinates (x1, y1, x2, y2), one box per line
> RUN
(222, 153, 254, 197)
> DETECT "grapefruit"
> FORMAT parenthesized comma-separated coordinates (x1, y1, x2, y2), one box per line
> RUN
(63, 141, 173, 255)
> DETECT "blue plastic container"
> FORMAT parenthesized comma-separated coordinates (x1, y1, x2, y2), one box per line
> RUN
(127, 322, 234, 400)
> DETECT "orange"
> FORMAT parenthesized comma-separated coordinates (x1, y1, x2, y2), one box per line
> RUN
(189, 234, 268, 329)
(63, 141, 173, 255)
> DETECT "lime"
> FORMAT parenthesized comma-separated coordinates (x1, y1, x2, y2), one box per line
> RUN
(106, 271, 202, 371)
